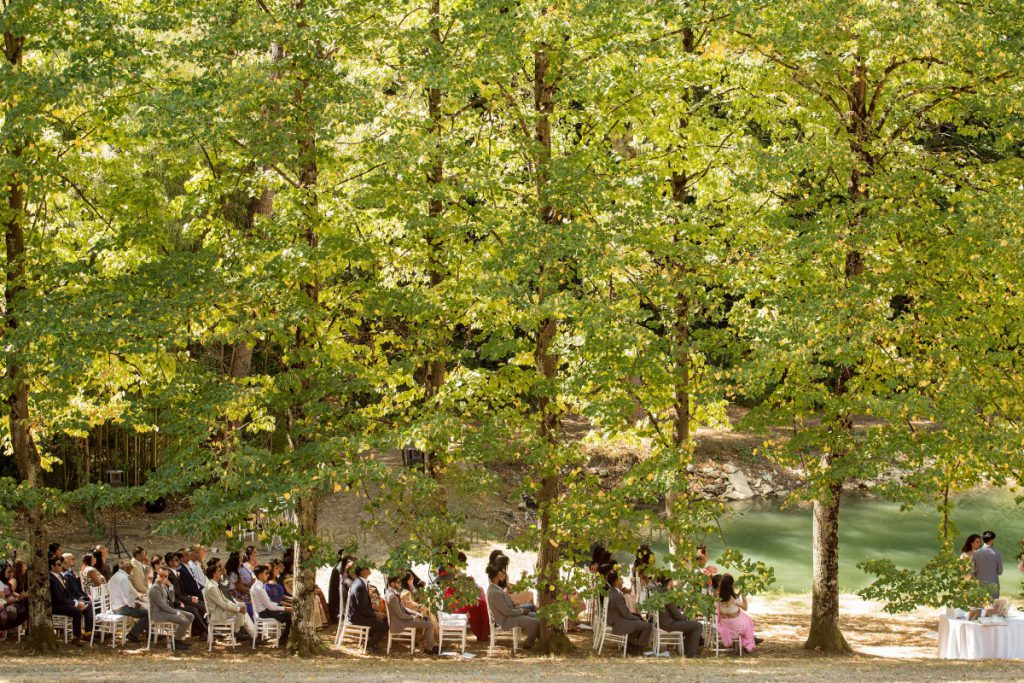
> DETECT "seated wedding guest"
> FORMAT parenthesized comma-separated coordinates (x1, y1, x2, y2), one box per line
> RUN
(49, 542, 62, 560)
(715, 573, 758, 653)
(93, 545, 112, 580)
(149, 567, 194, 650)
(486, 564, 539, 649)
(385, 574, 436, 653)
(652, 574, 702, 657)
(347, 564, 388, 651)
(187, 546, 208, 589)
(165, 552, 207, 636)
(129, 546, 149, 599)
(108, 559, 150, 643)
(398, 571, 439, 635)
(280, 560, 328, 628)
(605, 571, 652, 654)
(251, 565, 291, 648)
(0, 563, 28, 633)
(204, 564, 262, 644)
(79, 553, 106, 594)
(340, 555, 357, 610)
(440, 552, 489, 641)
(368, 583, 388, 618)
(240, 546, 259, 588)
(631, 545, 655, 606)
(225, 551, 253, 614)
(328, 548, 347, 624)
(49, 556, 86, 646)
(175, 549, 204, 602)
(265, 560, 291, 606)
(60, 553, 93, 633)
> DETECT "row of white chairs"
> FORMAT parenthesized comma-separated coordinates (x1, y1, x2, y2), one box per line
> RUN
(333, 589, 470, 656)
(590, 593, 742, 658)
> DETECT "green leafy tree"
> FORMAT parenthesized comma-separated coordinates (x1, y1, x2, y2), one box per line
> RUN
(732, 0, 1024, 652)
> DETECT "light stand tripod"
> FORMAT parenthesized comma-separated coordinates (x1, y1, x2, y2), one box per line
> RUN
(105, 469, 130, 557)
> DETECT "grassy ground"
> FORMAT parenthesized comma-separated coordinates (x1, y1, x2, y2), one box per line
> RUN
(3, 594, 1022, 682)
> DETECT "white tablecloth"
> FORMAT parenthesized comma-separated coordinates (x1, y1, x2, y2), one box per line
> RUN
(938, 612, 1024, 659)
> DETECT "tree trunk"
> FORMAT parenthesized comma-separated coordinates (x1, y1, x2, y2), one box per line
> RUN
(805, 481, 851, 652)
(3, 76, 58, 647)
(529, 44, 572, 653)
(288, 495, 322, 655)
(665, 171, 692, 553)
(423, 0, 446, 397)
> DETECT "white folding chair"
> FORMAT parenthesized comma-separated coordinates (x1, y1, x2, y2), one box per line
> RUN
(437, 610, 468, 655)
(207, 616, 239, 651)
(651, 611, 685, 656)
(334, 592, 370, 652)
(253, 614, 283, 647)
(591, 594, 606, 651)
(705, 608, 742, 657)
(386, 626, 417, 654)
(51, 615, 72, 643)
(146, 601, 178, 651)
(596, 596, 628, 657)
(89, 586, 130, 648)
(486, 600, 521, 656)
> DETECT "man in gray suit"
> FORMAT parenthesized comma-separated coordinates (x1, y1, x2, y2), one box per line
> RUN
(973, 530, 1003, 599)
(148, 567, 195, 649)
(384, 575, 436, 653)
(605, 571, 653, 653)
(485, 565, 539, 649)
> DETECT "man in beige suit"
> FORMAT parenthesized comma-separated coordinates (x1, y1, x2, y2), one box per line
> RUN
(203, 564, 260, 643)
(129, 546, 149, 600)
(385, 575, 436, 653)
(486, 565, 539, 649)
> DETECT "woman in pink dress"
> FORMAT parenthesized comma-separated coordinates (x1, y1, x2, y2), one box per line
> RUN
(715, 573, 757, 653)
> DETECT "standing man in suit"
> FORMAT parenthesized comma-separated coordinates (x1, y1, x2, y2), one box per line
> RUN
(346, 565, 388, 651)
(974, 530, 1004, 599)
(49, 556, 86, 646)
(486, 565, 540, 649)
(605, 571, 653, 654)
(148, 567, 194, 649)
(384, 575, 436, 653)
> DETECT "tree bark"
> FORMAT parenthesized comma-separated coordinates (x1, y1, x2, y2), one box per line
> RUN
(805, 63, 870, 653)
(288, 495, 322, 655)
(3, 38, 58, 645)
(665, 171, 692, 552)
(805, 480, 851, 652)
(422, 0, 446, 397)
(529, 44, 573, 655)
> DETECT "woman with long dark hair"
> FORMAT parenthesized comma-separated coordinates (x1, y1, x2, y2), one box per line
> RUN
(715, 573, 758, 653)
(959, 534, 982, 579)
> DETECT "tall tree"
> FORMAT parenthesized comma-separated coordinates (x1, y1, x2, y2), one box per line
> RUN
(732, 0, 1023, 651)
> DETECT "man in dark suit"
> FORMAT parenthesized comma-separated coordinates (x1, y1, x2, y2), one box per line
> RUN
(49, 556, 86, 646)
(605, 571, 652, 654)
(60, 553, 94, 633)
(175, 549, 205, 602)
(165, 552, 207, 636)
(346, 565, 388, 651)
(651, 575, 702, 657)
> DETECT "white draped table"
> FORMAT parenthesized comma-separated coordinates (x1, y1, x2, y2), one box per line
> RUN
(938, 611, 1024, 659)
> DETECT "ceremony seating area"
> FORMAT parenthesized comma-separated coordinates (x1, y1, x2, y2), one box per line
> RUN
(0, 540, 756, 659)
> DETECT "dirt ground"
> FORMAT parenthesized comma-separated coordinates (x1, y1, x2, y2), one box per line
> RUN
(3, 593, 1022, 682)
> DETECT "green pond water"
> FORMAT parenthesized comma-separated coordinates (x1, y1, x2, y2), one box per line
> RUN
(654, 490, 1024, 593)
